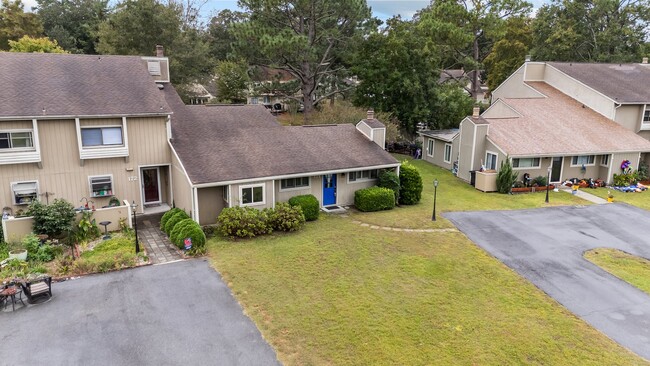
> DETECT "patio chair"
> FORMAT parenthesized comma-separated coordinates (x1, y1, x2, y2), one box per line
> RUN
(21, 276, 52, 303)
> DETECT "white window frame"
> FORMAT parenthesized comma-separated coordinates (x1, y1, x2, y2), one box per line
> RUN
(222, 185, 229, 203)
(0, 130, 35, 151)
(600, 154, 610, 167)
(643, 107, 650, 124)
(443, 143, 452, 163)
(512, 157, 541, 170)
(240, 183, 265, 206)
(250, 97, 259, 105)
(80, 126, 124, 148)
(427, 139, 434, 157)
(485, 151, 498, 170)
(88, 174, 114, 198)
(279, 177, 310, 192)
(571, 155, 595, 167)
(348, 169, 379, 183)
(11, 180, 39, 206)
(76, 118, 129, 160)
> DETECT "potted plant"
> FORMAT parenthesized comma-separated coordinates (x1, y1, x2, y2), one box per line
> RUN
(607, 191, 614, 203)
(8, 241, 27, 261)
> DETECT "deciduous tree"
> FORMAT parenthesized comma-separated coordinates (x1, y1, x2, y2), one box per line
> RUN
(214, 60, 250, 103)
(8, 35, 67, 52)
(0, 0, 43, 50)
(483, 16, 531, 92)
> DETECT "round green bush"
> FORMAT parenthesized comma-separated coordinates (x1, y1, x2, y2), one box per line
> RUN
(176, 222, 206, 253)
(170, 218, 195, 245)
(399, 161, 423, 205)
(160, 208, 182, 231)
(288, 194, 319, 221)
(378, 170, 400, 203)
(164, 211, 189, 234)
(268, 203, 305, 232)
(217, 206, 272, 238)
(354, 186, 396, 212)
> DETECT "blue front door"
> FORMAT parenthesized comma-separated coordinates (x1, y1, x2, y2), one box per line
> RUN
(323, 174, 337, 206)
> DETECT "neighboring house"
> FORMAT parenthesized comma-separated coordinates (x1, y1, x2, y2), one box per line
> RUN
(247, 66, 297, 112)
(436, 60, 650, 185)
(417, 129, 459, 172)
(439, 69, 489, 104)
(0, 50, 399, 226)
(186, 83, 214, 105)
(0, 52, 173, 215)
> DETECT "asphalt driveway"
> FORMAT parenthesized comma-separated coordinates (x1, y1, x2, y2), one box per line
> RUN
(445, 203, 650, 360)
(0, 259, 280, 366)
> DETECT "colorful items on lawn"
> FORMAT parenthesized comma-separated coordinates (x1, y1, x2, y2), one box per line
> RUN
(611, 183, 647, 193)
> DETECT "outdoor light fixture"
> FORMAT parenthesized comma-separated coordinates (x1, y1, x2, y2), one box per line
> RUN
(131, 201, 140, 253)
(545, 166, 552, 204)
(432, 179, 439, 221)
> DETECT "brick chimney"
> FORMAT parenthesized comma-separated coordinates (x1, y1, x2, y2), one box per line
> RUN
(155, 45, 164, 57)
(643, 57, 648, 64)
(472, 106, 480, 118)
(367, 109, 374, 120)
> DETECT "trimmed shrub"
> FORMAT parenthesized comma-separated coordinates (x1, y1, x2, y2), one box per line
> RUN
(268, 203, 305, 232)
(170, 218, 195, 245)
(27, 199, 76, 238)
(399, 162, 423, 205)
(378, 170, 400, 203)
(175, 221, 206, 253)
(164, 211, 189, 234)
(160, 208, 183, 231)
(354, 186, 396, 212)
(496, 158, 518, 194)
(288, 194, 319, 221)
(217, 206, 272, 238)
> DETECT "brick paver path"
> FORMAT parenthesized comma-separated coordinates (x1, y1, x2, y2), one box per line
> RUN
(138, 217, 183, 264)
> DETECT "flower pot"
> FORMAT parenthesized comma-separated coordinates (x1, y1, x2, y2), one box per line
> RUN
(8, 249, 27, 261)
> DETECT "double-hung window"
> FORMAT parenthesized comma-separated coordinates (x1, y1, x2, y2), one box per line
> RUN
(427, 139, 434, 157)
(644, 108, 650, 124)
(81, 127, 123, 147)
(485, 152, 498, 170)
(600, 155, 610, 167)
(443, 144, 452, 163)
(280, 177, 310, 190)
(0, 131, 34, 150)
(571, 155, 595, 166)
(349, 169, 378, 182)
(240, 184, 264, 205)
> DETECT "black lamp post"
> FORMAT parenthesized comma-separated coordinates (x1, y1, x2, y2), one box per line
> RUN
(545, 165, 551, 204)
(432, 179, 439, 221)
(131, 201, 140, 253)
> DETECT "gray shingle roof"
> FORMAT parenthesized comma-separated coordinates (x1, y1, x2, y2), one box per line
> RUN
(418, 129, 459, 141)
(486, 82, 650, 156)
(0, 52, 171, 118)
(549, 62, 650, 103)
(164, 85, 399, 185)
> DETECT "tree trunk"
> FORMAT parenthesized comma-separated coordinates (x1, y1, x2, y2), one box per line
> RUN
(472, 35, 480, 102)
(301, 61, 315, 123)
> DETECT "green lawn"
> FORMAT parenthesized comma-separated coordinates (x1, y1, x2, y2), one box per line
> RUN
(585, 248, 650, 295)
(350, 156, 589, 229)
(208, 215, 646, 365)
(588, 187, 650, 210)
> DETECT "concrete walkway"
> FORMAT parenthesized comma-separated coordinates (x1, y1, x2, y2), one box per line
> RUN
(560, 186, 608, 204)
(446, 204, 650, 360)
(350, 220, 458, 233)
(138, 214, 182, 264)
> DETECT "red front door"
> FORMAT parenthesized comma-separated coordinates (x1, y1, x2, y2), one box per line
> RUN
(143, 168, 160, 203)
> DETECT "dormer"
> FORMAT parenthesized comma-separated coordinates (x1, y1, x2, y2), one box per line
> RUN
(356, 110, 386, 149)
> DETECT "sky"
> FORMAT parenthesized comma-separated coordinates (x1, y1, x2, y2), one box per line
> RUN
(22, 0, 548, 21)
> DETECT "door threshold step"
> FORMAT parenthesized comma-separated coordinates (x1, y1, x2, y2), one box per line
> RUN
(321, 205, 348, 214)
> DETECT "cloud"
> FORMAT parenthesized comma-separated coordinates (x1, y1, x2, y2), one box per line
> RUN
(367, 0, 430, 20)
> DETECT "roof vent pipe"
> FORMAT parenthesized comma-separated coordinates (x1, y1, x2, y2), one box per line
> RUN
(643, 57, 648, 64)
(472, 106, 480, 118)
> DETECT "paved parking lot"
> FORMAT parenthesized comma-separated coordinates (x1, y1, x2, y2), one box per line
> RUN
(0, 259, 280, 366)
(446, 203, 650, 360)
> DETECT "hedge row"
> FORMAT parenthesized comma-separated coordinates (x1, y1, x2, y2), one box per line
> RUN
(354, 186, 396, 212)
(217, 203, 305, 238)
(160, 209, 206, 254)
